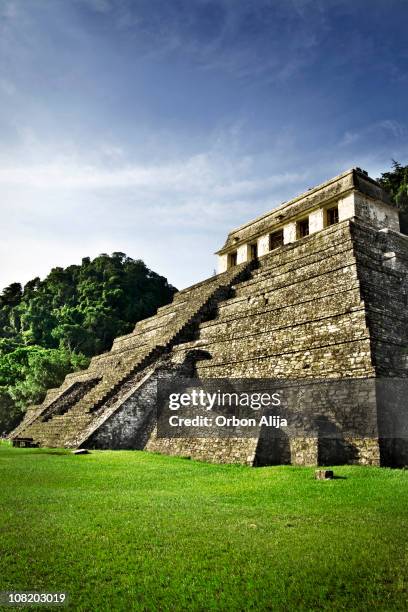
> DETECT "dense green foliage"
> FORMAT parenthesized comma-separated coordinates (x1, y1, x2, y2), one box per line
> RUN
(0, 253, 175, 432)
(377, 160, 408, 209)
(0, 347, 89, 433)
(377, 160, 408, 232)
(1, 446, 408, 610)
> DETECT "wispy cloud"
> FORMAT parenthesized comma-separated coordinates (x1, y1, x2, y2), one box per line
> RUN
(0, 0, 19, 19)
(71, 0, 328, 82)
(0, 151, 307, 223)
(340, 119, 406, 146)
(78, 0, 113, 13)
(0, 78, 16, 96)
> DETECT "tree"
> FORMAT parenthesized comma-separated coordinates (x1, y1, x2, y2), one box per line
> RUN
(377, 161, 408, 232)
(0, 283, 22, 308)
(0, 346, 90, 433)
(0, 388, 21, 435)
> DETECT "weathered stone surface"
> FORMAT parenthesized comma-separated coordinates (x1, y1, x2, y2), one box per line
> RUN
(12, 437, 38, 448)
(315, 470, 334, 480)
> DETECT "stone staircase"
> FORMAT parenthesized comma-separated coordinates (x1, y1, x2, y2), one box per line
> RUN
(12, 262, 252, 448)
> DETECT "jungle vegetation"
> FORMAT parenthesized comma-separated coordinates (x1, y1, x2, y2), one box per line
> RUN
(0, 252, 175, 432)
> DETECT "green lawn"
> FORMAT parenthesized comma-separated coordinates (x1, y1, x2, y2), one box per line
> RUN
(0, 443, 407, 611)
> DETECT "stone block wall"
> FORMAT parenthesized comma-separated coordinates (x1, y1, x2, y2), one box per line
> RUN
(146, 431, 259, 465)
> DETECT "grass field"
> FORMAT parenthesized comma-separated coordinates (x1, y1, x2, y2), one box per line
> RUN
(0, 443, 408, 611)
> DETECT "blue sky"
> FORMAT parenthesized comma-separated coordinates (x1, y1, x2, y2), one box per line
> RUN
(1, 0, 407, 290)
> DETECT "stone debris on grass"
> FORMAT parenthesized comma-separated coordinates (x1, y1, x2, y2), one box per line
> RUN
(315, 469, 334, 480)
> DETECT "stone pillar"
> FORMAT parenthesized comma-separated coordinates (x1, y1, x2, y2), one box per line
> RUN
(338, 193, 356, 221)
(343, 437, 381, 466)
(354, 193, 400, 231)
(237, 244, 250, 264)
(290, 437, 318, 466)
(283, 222, 297, 245)
(257, 234, 269, 257)
(218, 254, 228, 274)
(309, 208, 324, 234)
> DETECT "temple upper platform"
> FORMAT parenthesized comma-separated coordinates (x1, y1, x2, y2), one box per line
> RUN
(217, 168, 399, 272)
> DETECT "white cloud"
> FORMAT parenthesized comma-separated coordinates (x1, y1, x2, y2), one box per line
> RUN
(0, 153, 306, 206)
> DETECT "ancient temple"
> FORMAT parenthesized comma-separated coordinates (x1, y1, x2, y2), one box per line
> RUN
(11, 168, 408, 466)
